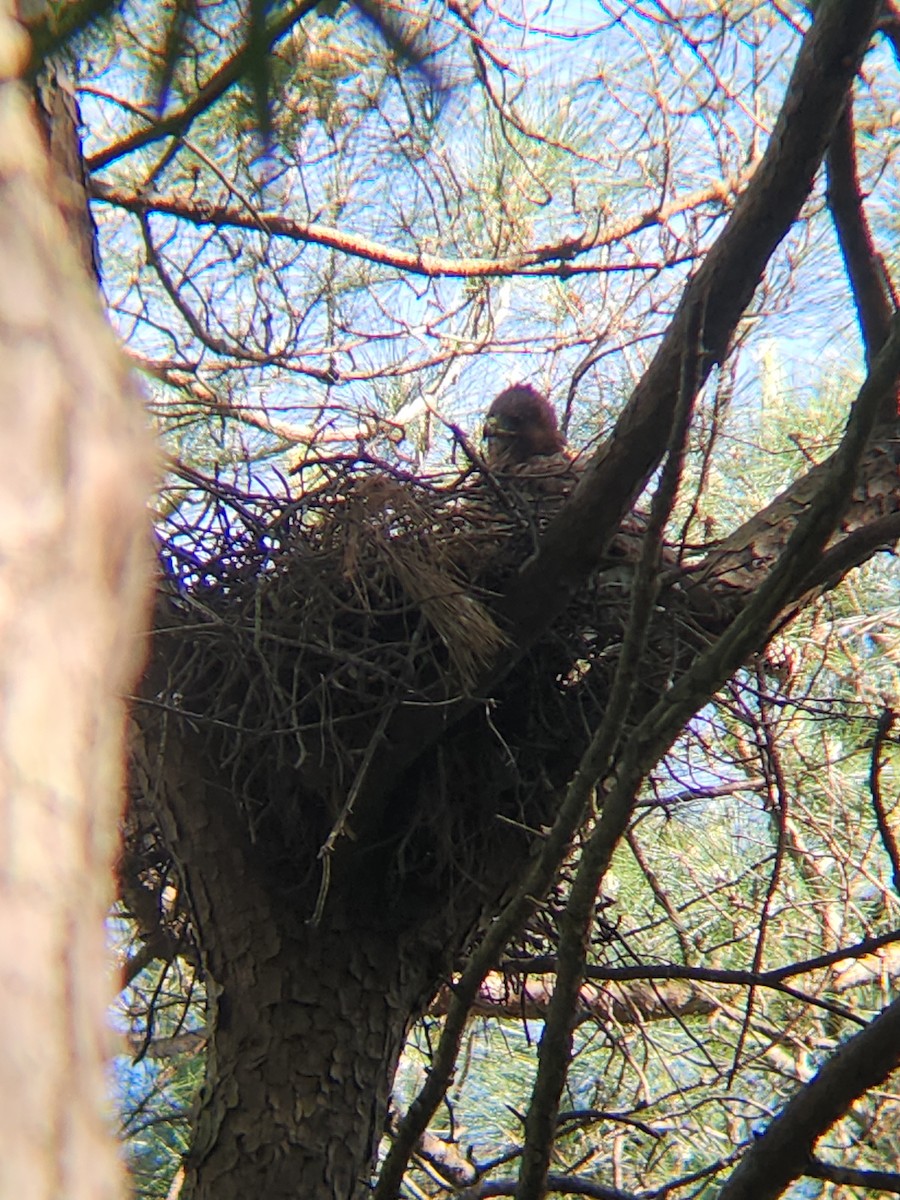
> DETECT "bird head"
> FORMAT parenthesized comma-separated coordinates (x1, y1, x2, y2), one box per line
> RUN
(483, 384, 565, 466)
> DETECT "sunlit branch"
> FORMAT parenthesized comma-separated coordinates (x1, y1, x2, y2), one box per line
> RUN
(501, 2, 882, 649)
(314, 0, 887, 897)
(90, 173, 742, 278)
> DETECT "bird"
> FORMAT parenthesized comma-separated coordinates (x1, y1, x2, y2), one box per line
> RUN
(479, 384, 653, 562)
(483, 383, 567, 467)
(481, 384, 581, 497)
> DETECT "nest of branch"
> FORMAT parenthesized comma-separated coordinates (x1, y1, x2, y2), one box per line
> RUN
(135, 456, 703, 931)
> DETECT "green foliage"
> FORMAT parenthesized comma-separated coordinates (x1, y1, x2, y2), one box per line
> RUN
(113, 954, 205, 1198)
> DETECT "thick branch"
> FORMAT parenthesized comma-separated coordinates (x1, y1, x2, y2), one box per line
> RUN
(717, 995, 900, 1200)
(335, 1, 883, 843)
(501, 1, 881, 646)
(693, 434, 900, 595)
(869, 708, 900, 894)
(514, 316, 900, 1200)
(797, 511, 900, 599)
(517, 296, 704, 1200)
(639, 319, 900, 761)
(826, 97, 894, 367)
(0, 44, 153, 1200)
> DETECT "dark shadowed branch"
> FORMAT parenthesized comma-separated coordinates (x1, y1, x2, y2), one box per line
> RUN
(501, 1, 882, 644)
(869, 707, 900, 894)
(515, 295, 705, 1200)
(717, 995, 900, 1200)
(826, 97, 895, 364)
(462, 1175, 638, 1200)
(806, 1158, 900, 1194)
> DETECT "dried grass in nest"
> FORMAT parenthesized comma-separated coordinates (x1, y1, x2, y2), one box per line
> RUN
(322, 472, 509, 690)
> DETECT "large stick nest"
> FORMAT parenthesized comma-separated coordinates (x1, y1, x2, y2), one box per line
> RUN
(136, 455, 704, 929)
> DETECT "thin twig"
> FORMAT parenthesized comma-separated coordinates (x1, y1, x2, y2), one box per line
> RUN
(869, 707, 900, 895)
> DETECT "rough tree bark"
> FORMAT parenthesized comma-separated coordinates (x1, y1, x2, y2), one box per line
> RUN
(130, 710, 441, 1199)
(0, 10, 153, 1200)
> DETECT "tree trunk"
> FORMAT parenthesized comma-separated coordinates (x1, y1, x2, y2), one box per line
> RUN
(192, 922, 428, 1200)
(0, 22, 153, 1200)
(131, 714, 437, 1200)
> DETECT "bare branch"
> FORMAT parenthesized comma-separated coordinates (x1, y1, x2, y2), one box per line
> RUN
(461, 1175, 638, 1200)
(430, 973, 716, 1025)
(806, 1157, 900, 1193)
(326, 2, 897, 864)
(85, 1, 319, 172)
(89, 174, 736, 279)
(869, 707, 900, 894)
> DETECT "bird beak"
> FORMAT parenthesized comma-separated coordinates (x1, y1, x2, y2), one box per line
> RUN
(484, 414, 515, 442)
